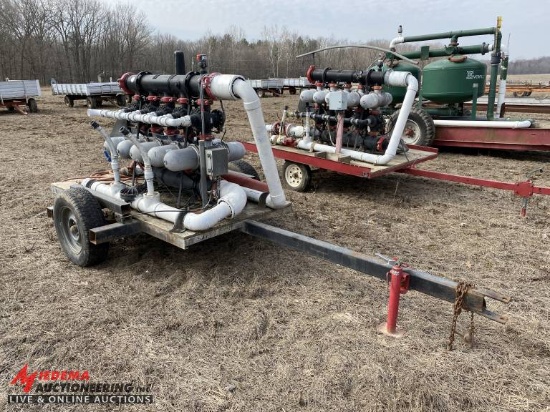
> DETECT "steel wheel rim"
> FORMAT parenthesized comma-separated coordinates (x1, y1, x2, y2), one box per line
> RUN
(285, 164, 303, 188)
(60, 206, 82, 254)
(401, 120, 422, 145)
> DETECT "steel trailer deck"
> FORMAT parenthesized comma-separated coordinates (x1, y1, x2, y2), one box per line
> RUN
(50, 180, 274, 249)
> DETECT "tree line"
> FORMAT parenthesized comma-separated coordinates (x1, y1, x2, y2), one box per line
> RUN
(1, 0, 546, 86)
(508, 57, 550, 75)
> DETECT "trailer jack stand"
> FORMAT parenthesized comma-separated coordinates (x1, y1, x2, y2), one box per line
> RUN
(378, 263, 410, 338)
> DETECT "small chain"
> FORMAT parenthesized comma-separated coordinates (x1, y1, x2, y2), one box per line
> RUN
(447, 281, 475, 351)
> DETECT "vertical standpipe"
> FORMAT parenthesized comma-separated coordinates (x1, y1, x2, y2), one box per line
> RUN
(174, 51, 186, 75)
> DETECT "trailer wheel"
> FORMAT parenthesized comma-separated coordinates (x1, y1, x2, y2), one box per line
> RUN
(282, 161, 311, 192)
(386, 107, 435, 146)
(116, 94, 127, 107)
(27, 98, 38, 113)
(228, 160, 260, 180)
(86, 96, 97, 109)
(64, 95, 74, 107)
(53, 186, 109, 267)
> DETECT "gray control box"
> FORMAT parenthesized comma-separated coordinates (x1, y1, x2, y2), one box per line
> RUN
(205, 147, 228, 177)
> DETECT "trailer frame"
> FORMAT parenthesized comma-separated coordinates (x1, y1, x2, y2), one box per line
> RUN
(47, 178, 510, 339)
(51, 80, 126, 109)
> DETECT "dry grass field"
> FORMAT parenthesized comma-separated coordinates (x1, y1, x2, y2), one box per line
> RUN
(0, 86, 549, 411)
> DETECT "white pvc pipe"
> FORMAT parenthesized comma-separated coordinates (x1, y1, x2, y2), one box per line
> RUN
(389, 36, 405, 51)
(213, 77, 287, 209)
(496, 78, 507, 118)
(94, 124, 121, 184)
(83, 179, 247, 231)
(433, 119, 531, 128)
(304, 105, 312, 144)
(183, 180, 247, 231)
(87, 109, 192, 127)
(124, 133, 155, 195)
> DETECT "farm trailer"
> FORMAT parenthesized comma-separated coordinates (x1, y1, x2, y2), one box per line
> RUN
(47, 52, 509, 343)
(247, 77, 313, 97)
(0, 79, 40, 114)
(51, 79, 126, 108)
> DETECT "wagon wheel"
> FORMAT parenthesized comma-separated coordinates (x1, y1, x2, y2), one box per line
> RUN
(386, 107, 435, 146)
(64, 95, 74, 107)
(116, 93, 127, 107)
(289, 87, 297, 95)
(228, 160, 260, 180)
(282, 161, 311, 192)
(86, 96, 98, 109)
(53, 186, 109, 267)
(26, 98, 38, 113)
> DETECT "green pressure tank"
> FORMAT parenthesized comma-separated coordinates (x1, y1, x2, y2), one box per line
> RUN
(422, 56, 487, 104)
(377, 61, 421, 104)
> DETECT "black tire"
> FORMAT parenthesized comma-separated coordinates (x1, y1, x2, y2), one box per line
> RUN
(116, 94, 127, 107)
(27, 98, 38, 113)
(86, 96, 97, 109)
(228, 160, 260, 180)
(386, 107, 435, 146)
(64, 95, 74, 107)
(53, 186, 109, 266)
(7, 105, 15, 112)
(282, 161, 311, 192)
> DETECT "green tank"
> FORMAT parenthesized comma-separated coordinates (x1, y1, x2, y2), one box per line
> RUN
(422, 56, 487, 104)
(375, 61, 421, 104)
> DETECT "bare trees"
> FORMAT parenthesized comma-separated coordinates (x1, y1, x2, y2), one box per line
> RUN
(0, 0, 419, 84)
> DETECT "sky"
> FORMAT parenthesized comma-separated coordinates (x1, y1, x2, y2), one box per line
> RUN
(100, 0, 546, 60)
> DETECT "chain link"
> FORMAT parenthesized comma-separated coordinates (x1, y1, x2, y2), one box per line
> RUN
(447, 281, 475, 350)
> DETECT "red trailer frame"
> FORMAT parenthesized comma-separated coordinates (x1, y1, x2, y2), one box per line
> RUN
(242, 141, 550, 216)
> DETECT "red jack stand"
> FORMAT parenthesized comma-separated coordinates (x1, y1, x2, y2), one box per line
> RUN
(378, 263, 410, 338)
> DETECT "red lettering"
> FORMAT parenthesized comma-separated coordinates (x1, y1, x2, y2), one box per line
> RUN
(68, 371, 79, 380)
(38, 370, 50, 380)
(60, 371, 68, 380)
(51, 371, 59, 380)
(81, 371, 90, 381)
(10, 365, 37, 393)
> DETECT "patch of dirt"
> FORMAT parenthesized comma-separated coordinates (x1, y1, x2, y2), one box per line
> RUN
(0, 91, 549, 411)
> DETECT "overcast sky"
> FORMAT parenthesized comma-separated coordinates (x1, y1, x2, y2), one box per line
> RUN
(102, 0, 546, 60)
